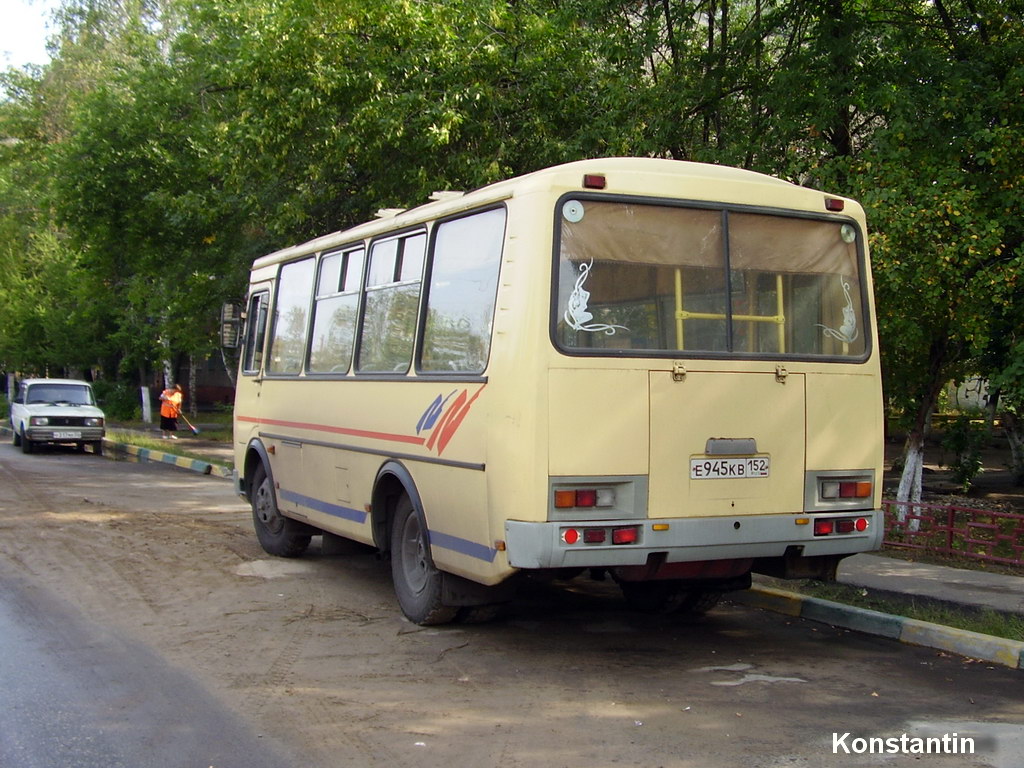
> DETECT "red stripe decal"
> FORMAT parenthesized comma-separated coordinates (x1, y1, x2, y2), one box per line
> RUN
(236, 415, 425, 446)
(436, 386, 485, 455)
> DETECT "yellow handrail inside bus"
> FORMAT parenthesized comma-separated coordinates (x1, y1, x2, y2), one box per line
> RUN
(674, 269, 786, 353)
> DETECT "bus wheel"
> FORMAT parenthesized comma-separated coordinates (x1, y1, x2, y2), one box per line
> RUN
(251, 463, 311, 558)
(390, 495, 457, 625)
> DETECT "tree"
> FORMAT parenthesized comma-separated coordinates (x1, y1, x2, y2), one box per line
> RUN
(846, 0, 1024, 502)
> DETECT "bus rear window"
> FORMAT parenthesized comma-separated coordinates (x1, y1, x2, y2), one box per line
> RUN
(555, 200, 866, 359)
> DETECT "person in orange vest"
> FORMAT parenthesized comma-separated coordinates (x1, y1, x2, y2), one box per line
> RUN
(159, 383, 184, 439)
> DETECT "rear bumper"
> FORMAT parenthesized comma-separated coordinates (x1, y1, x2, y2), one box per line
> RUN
(505, 510, 883, 569)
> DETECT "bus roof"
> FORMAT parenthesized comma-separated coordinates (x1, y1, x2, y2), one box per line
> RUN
(252, 158, 852, 270)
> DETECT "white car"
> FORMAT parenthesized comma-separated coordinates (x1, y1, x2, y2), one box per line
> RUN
(9, 378, 106, 455)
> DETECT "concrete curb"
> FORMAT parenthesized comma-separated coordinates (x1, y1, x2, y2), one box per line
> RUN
(734, 585, 1024, 670)
(103, 439, 234, 479)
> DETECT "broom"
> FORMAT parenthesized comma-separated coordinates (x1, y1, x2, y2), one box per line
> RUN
(178, 409, 201, 436)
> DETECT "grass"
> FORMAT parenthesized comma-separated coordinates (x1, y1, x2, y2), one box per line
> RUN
(131, 410, 233, 438)
(110, 411, 233, 440)
(777, 578, 1024, 642)
(106, 428, 233, 468)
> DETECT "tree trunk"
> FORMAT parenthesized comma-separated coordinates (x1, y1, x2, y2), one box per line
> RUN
(896, 432, 924, 531)
(895, 337, 951, 529)
(189, 355, 198, 418)
(1002, 409, 1024, 486)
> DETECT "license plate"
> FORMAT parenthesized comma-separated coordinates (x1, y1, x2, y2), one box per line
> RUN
(690, 457, 770, 479)
(54, 431, 82, 439)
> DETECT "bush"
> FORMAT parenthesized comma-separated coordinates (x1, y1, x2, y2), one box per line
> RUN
(941, 415, 986, 492)
(91, 380, 142, 421)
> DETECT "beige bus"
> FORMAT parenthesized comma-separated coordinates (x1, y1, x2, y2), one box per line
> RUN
(230, 157, 884, 624)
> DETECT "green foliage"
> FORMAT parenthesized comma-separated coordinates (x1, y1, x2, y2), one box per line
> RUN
(987, 339, 1024, 484)
(0, 0, 1021, 442)
(91, 378, 143, 421)
(940, 415, 987, 492)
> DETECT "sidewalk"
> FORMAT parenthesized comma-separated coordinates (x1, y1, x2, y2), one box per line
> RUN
(737, 553, 1024, 670)
(838, 552, 1024, 618)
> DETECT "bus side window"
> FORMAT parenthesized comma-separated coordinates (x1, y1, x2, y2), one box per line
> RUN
(357, 232, 426, 374)
(267, 257, 315, 375)
(308, 248, 365, 374)
(242, 292, 270, 375)
(420, 208, 506, 373)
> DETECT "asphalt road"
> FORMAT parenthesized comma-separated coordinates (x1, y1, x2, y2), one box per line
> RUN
(0, 441, 1021, 768)
(0, 574, 292, 768)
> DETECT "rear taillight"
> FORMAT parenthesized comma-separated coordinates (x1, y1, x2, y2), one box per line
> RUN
(612, 526, 639, 545)
(560, 525, 640, 546)
(583, 528, 606, 544)
(813, 516, 870, 537)
(821, 480, 872, 500)
(553, 487, 616, 509)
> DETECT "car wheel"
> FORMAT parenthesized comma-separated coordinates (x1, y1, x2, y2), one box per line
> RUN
(12, 427, 21, 447)
(20, 428, 33, 454)
(250, 463, 311, 557)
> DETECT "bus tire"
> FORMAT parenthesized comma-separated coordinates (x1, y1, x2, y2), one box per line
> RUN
(390, 495, 457, 625)
(251, 463, 311, 558)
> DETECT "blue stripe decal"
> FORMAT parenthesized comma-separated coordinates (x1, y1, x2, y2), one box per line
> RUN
(279, 489, 367, 524)
(428, 530, 498, 563)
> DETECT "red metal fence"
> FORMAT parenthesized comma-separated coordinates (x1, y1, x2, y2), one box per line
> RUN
(882, 500, 1024, 567)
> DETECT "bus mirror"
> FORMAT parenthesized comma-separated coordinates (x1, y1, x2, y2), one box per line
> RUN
(220, 301, 243, 348)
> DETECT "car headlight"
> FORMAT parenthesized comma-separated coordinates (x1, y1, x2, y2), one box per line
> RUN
(30, 416, 49, 426)
(85, 417, 104, 427)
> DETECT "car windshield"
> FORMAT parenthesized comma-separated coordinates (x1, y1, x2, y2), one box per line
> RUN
(555, 199, 867, 359)
(26, 384, 95, 406)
